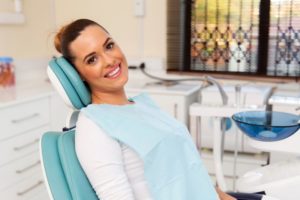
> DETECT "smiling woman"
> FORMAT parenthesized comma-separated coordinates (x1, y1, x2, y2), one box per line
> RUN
(54, 19, 129, 105)
(69, 26, 128, 104)
(53, 18, 236, 200)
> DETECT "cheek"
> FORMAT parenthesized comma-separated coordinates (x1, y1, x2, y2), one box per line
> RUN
(87, 69, 101, 79)
(81, 67, 102, 82)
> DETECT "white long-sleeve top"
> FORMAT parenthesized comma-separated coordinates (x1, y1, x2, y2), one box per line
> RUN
(75, 112, 153, 200)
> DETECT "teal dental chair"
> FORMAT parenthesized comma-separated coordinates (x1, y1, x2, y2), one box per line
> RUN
(41, 57, 269, 200)
(40, 57, 99, 200)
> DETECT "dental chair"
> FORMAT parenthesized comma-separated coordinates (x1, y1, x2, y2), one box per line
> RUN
(40, 57, 98, 200)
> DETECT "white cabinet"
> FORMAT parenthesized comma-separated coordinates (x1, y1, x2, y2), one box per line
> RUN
(126, 83, 201, 126)
(0, 97, 50, 200)
(0, 85, 68, 200)
(0, 98, 50, 140)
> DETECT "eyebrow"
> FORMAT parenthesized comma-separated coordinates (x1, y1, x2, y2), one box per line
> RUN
(83, 37, 112, 63)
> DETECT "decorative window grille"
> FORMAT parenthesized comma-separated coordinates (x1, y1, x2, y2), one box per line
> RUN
(191, 0, 259, 73)
(270, 0, 300, 77)
(167, 0, 300, 78)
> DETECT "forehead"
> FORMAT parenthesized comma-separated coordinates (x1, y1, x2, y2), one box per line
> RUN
(70, 25, 110, 58)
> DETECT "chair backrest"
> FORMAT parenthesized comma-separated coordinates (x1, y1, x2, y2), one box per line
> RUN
(40, 57, 98, 200)
(40, 130, 99, 200)
(47, 57, 91, 110)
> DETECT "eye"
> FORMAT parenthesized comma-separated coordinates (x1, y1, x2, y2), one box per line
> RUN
(106, 42, 115, 50)
(86, 56, 97, 65)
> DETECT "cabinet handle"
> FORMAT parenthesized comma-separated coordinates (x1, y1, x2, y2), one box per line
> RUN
(11, 113, 40, 124)
(16, 161, 40, 174)
(17, 180, 43, 196)
(13, 138, 39, 151)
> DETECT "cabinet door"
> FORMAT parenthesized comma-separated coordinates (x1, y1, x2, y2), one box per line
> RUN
(0, 173, 44, 200)
(148, 94, 184, 121)
(0, 98, 50, 140)
(29, 188, 50, 200)
(0, 126, 48, 166)
(0, 151, 41, 191)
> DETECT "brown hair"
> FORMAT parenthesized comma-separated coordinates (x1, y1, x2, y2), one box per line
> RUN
(54, 19, 108, 62)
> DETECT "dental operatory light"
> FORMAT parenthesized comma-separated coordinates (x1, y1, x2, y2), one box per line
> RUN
(232, 111, 300, 142)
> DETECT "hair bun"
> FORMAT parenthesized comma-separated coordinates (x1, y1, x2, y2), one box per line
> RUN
(53, 19, 102, 57)
(54, 26, 67, 53)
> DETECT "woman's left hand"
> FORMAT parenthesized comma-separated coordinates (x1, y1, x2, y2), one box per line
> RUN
(215, 187, 237, 200)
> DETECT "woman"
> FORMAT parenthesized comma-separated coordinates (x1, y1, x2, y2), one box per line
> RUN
(54, 18, 235, 200)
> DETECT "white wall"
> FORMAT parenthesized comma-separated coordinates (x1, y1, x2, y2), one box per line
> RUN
(0, 0, 56, 59)
(54, 0, 166, 61)
(0, 0, 167, 62)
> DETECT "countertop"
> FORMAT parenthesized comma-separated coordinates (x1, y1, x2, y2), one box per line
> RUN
(0, 80, 55, 108)
(125, 81, 201, 96)
(0, 78, 201, 109)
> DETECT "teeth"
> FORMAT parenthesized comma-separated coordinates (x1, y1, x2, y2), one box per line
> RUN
(107, 66, 120, 78)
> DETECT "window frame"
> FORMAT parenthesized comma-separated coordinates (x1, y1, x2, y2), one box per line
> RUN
(166, 0, 300, 82)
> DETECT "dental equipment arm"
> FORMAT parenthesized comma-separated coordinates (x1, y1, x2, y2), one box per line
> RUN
(139, 63, 228, 106)
(205, 76, 228, 106)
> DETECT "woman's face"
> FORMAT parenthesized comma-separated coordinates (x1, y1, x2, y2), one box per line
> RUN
(70, 25, 128, 94)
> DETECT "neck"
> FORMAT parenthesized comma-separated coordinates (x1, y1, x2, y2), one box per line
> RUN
(91, 89, 132, 105)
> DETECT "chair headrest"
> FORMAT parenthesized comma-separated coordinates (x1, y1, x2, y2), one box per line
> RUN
(47, 57, 91, 110)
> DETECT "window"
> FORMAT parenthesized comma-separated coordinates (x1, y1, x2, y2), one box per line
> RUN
(167, 0, 300, 79)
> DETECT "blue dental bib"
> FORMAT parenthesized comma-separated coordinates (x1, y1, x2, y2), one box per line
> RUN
(81, 93, 217, 200)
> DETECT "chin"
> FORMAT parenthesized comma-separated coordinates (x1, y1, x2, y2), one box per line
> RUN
(119, 75, 128, 87)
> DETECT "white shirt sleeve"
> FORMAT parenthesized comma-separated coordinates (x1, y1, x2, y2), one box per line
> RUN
(75, 112, 135, 200)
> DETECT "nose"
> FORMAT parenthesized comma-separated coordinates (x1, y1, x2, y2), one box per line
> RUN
(102, 52, 115, 67)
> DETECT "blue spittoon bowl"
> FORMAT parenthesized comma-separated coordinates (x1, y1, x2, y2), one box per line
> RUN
(232, 111, 300, 142)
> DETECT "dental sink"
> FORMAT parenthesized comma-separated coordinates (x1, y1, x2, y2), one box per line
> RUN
(232, 111, 300, 142)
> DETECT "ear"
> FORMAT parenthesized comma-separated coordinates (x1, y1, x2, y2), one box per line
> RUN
(48, 57, 91, 109)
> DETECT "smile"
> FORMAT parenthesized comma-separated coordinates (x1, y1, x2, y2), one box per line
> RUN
(105, 65, 121, 79)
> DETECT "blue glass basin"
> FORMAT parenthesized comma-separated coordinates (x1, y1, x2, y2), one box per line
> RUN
(232, 111, 300, 141)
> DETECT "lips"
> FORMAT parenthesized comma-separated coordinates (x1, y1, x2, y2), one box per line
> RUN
(104, 64, 121, 79)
